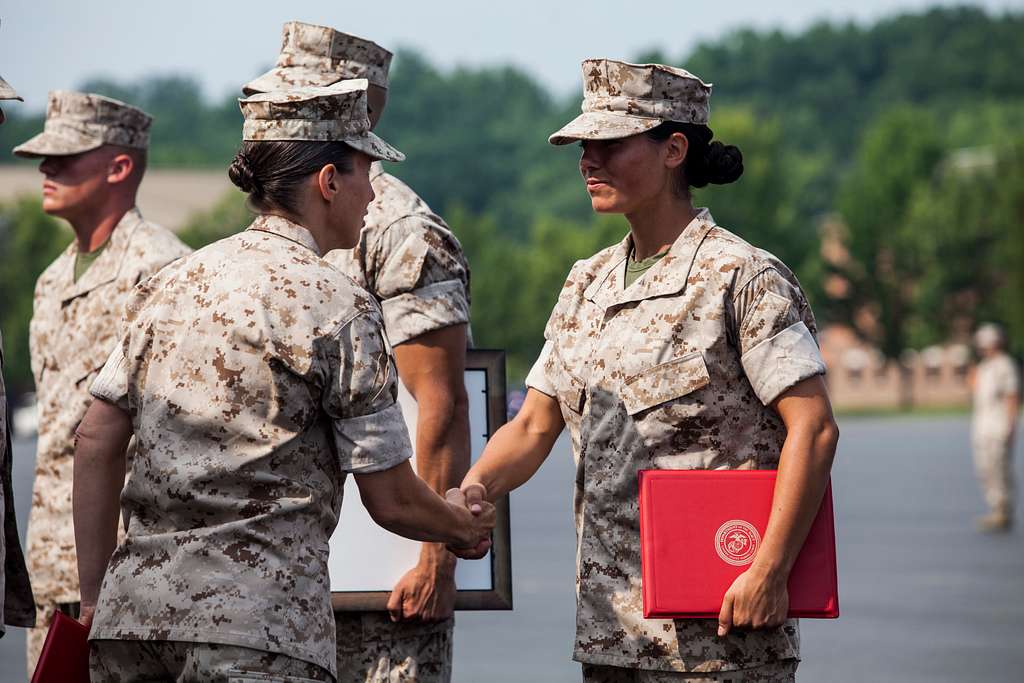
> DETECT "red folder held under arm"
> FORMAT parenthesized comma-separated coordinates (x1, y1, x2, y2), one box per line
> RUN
(639, 470, 839, 619)
(30, 611, 91, 683)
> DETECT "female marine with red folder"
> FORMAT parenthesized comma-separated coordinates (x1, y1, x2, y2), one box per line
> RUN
(458, 59, 839, 682)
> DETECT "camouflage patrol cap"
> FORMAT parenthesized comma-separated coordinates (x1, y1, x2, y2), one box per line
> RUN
(242, 21, 392, 96)
(0, 74, 21, 125)
(13, 90, 152, 158)
(549, 58, 712, 145)
(239, 79, 403, 162)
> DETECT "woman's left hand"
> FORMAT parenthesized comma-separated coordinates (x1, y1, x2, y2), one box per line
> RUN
(717, 564, 789, 636)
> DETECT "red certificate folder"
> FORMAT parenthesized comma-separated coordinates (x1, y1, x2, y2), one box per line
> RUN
(30, 611, 91, 683)
(639, 470, 839, 619)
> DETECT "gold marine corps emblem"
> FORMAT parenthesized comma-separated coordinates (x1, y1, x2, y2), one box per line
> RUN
(714, 519, 761, 566)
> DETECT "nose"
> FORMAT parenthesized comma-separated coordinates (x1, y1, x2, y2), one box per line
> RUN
(39, 156, 56, 175)
(579, 143, 600, 176)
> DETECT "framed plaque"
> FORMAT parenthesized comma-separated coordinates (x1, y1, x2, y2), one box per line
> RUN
(329, 349, 512, 611)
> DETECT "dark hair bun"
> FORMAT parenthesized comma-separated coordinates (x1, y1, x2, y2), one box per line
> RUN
(228, 150, 262, 196)
(703, 141, 744, 185)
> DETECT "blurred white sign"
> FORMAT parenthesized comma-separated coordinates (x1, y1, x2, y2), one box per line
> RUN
(329, 367, 493, 591)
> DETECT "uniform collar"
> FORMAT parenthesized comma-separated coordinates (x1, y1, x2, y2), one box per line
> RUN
(369, 161, 386, 181)
(584, 208, 716, 311)
(60, 207, 145, 304)
(246, 214, 323, 256)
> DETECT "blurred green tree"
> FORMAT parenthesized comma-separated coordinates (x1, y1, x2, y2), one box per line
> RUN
(0, 198, 68, 393)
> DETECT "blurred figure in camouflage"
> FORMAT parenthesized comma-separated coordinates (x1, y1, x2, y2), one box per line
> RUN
(245, 21, 472, 683)
(972, 323, 1021, 532)
(12, 90, 191, 673)
(0, 58, 37, 644)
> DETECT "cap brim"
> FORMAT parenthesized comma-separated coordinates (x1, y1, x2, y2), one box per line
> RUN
(548, 111, 663, 145)
(13, 130, 104, 158)
(242, 66, 341, 96)
(0, 77, 21, 102)
(346, 131, 404, 163)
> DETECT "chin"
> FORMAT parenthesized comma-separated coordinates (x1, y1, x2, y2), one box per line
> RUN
(590, 198, 623, 214)
(40, 198, 64, 215)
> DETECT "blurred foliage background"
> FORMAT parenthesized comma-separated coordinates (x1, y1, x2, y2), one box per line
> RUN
(1, 6, 1022, 390)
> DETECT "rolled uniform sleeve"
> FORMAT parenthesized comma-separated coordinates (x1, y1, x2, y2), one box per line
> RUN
(90, 339, 130, 412)
(367, 217, 471, 346)
(525, 341, 557, 398)
(732, 267, 826, 405)
(323, 313, 413, 473)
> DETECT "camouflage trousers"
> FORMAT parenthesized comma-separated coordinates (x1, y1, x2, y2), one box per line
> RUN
(973, 436, 1015, 514)
(89, 639, 332, 682)
(26, 601, 78, 677)
(334, 611, 453, 682)
(581, 660, 799, 683)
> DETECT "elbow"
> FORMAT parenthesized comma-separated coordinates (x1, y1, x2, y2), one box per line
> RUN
(416, 382, 469, 439)
(366, 502, 400, 531)
(361, 485, 411, 532)
(363, 493, 400, 530)
(815, 416, 840, 466)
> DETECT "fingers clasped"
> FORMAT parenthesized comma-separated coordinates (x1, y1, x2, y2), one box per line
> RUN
(445, 483, 494, 560)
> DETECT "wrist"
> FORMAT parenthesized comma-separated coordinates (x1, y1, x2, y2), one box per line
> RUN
(749, 553, 793, 584)
(420, 543, 457, 576)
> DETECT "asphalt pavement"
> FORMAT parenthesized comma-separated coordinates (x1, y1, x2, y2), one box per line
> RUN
(2, 415, 1022, 681)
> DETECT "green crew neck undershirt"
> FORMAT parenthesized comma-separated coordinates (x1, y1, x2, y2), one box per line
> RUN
(623, 247, 670, 289)
(74, 240, 110, 283)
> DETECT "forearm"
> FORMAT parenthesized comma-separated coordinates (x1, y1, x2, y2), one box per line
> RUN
(413, 387, 471, 567)
(358, 461, 471, 546)
(463, 392, 563, 500)
(73, 407, 130, 607)
(753, 417, 839, 577)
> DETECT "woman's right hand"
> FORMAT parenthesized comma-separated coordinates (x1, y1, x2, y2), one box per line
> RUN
(444, 486, 496, 559)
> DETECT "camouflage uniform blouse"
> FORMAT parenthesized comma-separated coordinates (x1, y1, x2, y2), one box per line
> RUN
(88, 215, 413, 677)
(325, 162, 471, 345)
(525, 210, 826, 673)
(27, 208, 190, 606)
(1, 332, 35, 635)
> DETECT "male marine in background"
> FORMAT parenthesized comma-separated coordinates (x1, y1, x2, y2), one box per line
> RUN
(972, 323, 1021, 532)
(0, 64, 37, 644)
(12, 90, 191, 673)
(245, 21, 472, 682)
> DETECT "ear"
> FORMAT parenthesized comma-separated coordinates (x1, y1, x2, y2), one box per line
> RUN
(316, 163, 340, 201)
(106, 153, 135, 185)
(664, 131, 689, 170)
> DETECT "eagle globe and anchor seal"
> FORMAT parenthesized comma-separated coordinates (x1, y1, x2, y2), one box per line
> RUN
(715, 519, 762, 566)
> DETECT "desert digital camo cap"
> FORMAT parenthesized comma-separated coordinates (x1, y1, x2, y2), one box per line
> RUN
(549, 59, 712, 145)
(13, 90, 152, 158)
(242, 21, 392, 95)
(0, 74, 21, 125)
(239, 79, 404, 162)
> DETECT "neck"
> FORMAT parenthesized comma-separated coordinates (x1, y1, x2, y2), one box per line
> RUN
(271, 209, 332, 255)
(624, 191, 699, 260)
(68, 198, 135, 253)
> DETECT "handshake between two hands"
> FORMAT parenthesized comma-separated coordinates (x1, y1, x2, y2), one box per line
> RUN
(443, 482, 495, 560)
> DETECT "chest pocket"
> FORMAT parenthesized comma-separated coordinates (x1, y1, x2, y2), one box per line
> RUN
(553, 353, 587, 415)
(620, 351, 710, 416)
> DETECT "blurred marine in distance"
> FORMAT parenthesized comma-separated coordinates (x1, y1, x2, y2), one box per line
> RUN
(11, 90, 192, 673)
(971, 323, 1021, 533)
